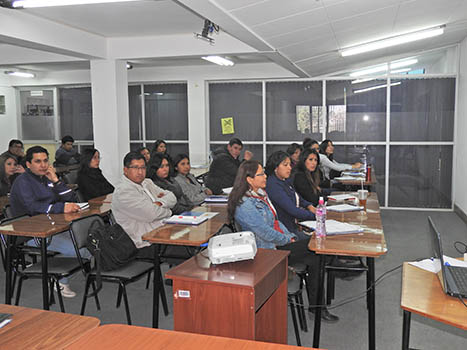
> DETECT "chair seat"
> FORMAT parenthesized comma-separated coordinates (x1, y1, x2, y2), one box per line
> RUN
(22, 257, 82, 275)
(90, 261, 153, 279)
(289, 262, 307, 274)
(288, 274, 301, 294)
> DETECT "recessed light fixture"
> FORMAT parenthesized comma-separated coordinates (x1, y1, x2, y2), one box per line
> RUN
(12, 0, 140, 8)
(201, 56, 234, 66)
(126, 63, 133, 70)
(340, 26, 444, 57)
(354, 82, 401, 94)
(4, 71, 35, 78)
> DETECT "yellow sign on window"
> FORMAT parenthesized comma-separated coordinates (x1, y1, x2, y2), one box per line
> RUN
(221, 117, 235, 135)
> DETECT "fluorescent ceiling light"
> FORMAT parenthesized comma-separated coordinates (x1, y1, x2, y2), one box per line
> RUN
(12, 0, 139, 8)
(351, 78, 375, 84)
(354, 82, 401, 94)
(340, 26, 444, 57)
(201, 56, 234, 66)
(4, 71, 35, 78)
(390, 68, 411, 74)
(350, 59, 418, 77)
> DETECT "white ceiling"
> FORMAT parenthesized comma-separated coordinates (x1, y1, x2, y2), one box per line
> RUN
(1, 0, 467, 77)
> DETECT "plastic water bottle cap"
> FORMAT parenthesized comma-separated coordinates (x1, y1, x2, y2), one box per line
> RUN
(319, 196, 324, 205)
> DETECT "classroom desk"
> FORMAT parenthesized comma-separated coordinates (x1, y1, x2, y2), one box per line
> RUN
(333, 167, 376, 189)
(55, 163, 80, 175)
(0, 304, 100, 350)
(142, 204, 228, 328)
(88, 193, 113, 204)
(64, 324, 323, 350)
(308, 192, 387, 350)
(0, 202, 111, 310)
(400, 262, 467, 350)
(166, 249, 289, 343)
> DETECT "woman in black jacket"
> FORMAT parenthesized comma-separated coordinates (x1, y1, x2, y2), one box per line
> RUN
(0, 154, 19, 196)
(77, 148, 114, 201)
(293, 148, 323, 206)
(147, 152, 194, 214)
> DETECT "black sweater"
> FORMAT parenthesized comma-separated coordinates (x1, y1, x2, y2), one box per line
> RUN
(205, 147, 241, 194)
(293, 170, 322, 207)
(77, 168, 114, 201)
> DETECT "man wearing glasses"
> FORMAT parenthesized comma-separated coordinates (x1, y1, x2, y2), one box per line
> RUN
(1, 139, 26, 173)
(112, 151, 176, 258)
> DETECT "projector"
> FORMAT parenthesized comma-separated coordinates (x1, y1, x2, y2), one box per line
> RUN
(208, 231, 257, 265)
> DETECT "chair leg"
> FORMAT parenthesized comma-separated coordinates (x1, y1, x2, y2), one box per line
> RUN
(121, 284, 132, 325)
(295, 294, 305, 331)
(297, 292, 308, 332)
(55, 279, 66, 313)
(327, 270, 334, 305)
(49, 278, 56, 306)
(116, 284, 123, 308)
(80, 275, 92, 315)
(158, 270, 169, 316)
(11, 272, 17, 297)
(145, 270, 152, 289)
(14, 276, 24, 306)
(288, 295, 301, 346)
(90, 281, 101, 310)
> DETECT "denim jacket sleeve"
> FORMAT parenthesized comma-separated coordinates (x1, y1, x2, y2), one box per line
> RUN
(235, 198, 294, 246)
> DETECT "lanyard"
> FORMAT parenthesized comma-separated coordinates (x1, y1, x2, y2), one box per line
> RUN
(247, 194, 284, 234)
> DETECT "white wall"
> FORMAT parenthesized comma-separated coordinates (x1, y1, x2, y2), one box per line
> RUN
(455, 37, 467, 214)
(425, 46, 458, 74)
(0, 79, 18, 151)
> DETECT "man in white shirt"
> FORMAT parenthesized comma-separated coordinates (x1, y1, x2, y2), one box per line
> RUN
(112, 151, 176, 257)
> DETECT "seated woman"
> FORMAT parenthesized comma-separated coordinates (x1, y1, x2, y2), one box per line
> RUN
(303, 138, 320, 152)
(293, 149, 323, 207)
(265, 151, 315, 239)
(173, 154, 213, 206)
(0, 154, 19, 196)
(77, 148, 114, 201)
(228, 160, 338, 322)
(319, 139, 361, 184)
(147, 153, 194, 214)
(138, 146, 151, 164)
(286, 143, 302, 169)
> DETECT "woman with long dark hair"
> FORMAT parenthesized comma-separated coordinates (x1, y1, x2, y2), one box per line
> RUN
(0, 154, 18, 196)
(319, 139, 361, 181)
(147, 153, 194, 214)
(286, 143, 302, 168)
(77, 148, 114, 201)
(293, 149, 323, 206)
(228, 160, 338, 322)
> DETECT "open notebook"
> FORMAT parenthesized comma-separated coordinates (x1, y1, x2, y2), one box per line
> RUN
(300, 219, 364, 236)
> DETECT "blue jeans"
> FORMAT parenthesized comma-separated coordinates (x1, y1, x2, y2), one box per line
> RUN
(27, 231, 91, 285)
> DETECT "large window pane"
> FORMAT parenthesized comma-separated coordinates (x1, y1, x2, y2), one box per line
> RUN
(209, 83, 262, 142)
(266, 81, 322, 142)
(129, 85, 143, 140)
(390, 78, 455, 141)
(20, 90, 55, 140)
(388, 145, 452, 208)
(59, 87, 93, 140)
(145, 83, 188, 140)
(326, 80, 386, 141)
(160, 143, 189, 159)
(333, 145, 386, 205)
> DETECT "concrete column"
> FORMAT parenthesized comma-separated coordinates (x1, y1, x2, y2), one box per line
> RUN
(90, 59, 129, 186)
(187, 78, 209, 166)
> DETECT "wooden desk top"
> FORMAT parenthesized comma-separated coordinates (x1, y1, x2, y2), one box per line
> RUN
(308, 192, 387, 257)
(88, 193, 113, 204)
(0, 304, 100, 350)
(0, 202, 111, 238)
(401, 262, 467, 330)
(64, 324, 322, 350)
(166, 249, 289, 289)
(142, 205, 228, 246)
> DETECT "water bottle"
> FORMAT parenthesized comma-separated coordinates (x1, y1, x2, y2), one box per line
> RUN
(315, 197, 327, 238)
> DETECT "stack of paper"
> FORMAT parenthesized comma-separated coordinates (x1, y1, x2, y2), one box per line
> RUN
(222, 187, 233, 194)
(334, 176, 365, 181)
(342, 171, 365, 177)
(204, 195, 228, 203)
(300, 219, 364, 235)
(328, 194, 357, 201)
(77, 202, 89, 210)
(165, 215, 208, 225)
(326, 204, 363, 212)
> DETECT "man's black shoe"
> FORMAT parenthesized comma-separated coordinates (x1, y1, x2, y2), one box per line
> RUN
(308, 307, 339, 323)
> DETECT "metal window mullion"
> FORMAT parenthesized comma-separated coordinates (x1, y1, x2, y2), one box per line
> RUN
(385, 76, 391, 208)
(322, 80, 326, 141)
(262, 81, 266, 164)
(451, 45, 460, 210)
(140, 83, 146, 146)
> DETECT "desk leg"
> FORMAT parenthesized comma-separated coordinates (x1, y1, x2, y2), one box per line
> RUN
(41, 238, 49, 310)
(5, 235, 12, 304)
(312, 254, 326, 348)
(152, 244, 161, 328)
(402, 310, 411, 350)
(367, 257, 375, 350)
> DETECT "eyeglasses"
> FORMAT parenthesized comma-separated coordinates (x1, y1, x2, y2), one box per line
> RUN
(127, 166, 146, 171)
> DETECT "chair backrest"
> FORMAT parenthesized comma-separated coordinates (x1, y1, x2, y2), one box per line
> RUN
(63, 170, 79, 184)
(2, 205, 13, 219)
(75, 189, 85, 202)
(69, 214, 106, 251)
(0, 214, 30, 270)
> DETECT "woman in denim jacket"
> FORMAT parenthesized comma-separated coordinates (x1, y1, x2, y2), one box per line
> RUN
(227, 160, 339, 323)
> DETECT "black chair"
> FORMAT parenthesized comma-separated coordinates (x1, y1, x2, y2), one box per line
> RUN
(62, 170, 79, 185)
(69, 215, 154, 325)
(288, 269, 308, 346)
(75, 189, 85, 202)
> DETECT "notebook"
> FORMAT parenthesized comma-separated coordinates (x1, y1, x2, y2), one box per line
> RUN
(164, 215, 208, 225)
(204, 195, 228, 203)
(327, 194, 357, 201)
(326, 204, 364, 212)
(300, 219, 364, 236)
(428, 216, 467, 298)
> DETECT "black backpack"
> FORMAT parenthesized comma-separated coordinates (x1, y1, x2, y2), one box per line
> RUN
(86, 220, 138, 295)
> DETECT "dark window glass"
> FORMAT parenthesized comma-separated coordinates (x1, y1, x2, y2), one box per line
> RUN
(266, 144, 290, 160)
(144, 84, 188, 140)
(20, 90, 55, 140)
(130, 143, 143, 152)
(128, 85, 143, 140)
(326, 80, 386, 141)
(388, 145, 452, 208)
(266, 81, 322, 141)
(59, 87, 93, 140)
(164, 143, 189, 159)
(390, 78, 455, 141)
(209, 83, 262, 141)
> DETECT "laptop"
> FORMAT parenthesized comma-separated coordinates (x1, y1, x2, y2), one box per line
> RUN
(428, 216, 467, 298)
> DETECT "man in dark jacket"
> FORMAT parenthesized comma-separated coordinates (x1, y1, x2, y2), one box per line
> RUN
(55, 135, 81, 166)
(205, 138, 252, 194)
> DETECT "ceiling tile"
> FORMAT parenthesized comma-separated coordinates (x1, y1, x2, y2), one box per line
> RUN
(281, 36, 339, 61)
(267, 23, 335, 48)
(324, 0, 401, 21)
(331, 5, 399, 34)
(215, 0, 268, 12)
(335, 22, 394, 48)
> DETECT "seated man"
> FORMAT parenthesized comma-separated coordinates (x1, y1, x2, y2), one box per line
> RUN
(1, 139, 26, 173)
(205, 138, 252, 194)
(112, 151, 176, 258)
(55, 135, 80, 166)
(10, 146, 82, 297)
